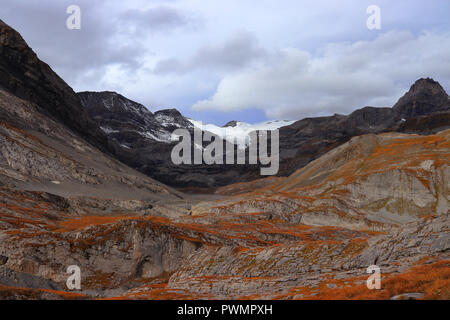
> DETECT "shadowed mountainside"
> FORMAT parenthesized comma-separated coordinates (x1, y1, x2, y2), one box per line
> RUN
(0, 19, 113, 155)
(78, 79, 450, 188)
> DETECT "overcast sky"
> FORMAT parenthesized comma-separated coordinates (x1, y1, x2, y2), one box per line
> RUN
(1, 0, 449, 124)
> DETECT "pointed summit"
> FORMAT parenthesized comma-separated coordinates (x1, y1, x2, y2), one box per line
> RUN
(223, 120, 239, 127)
(154, 108, 193, 128)
(393, 78, 449, 118)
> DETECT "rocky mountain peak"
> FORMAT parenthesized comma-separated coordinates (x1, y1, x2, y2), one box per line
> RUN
(79, 91, 153, 118)
(393, 78, 449, 118)
(154, 108, 193, 128)
(0, 19, 37, 63)
(154, 108, 180, 115)
(78, 91, 193, 147)
(408, 78, 447, 96)
(223, 120, 239, 127)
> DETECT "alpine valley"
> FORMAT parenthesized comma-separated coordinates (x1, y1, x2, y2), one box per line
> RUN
(0, 18, 448, 300)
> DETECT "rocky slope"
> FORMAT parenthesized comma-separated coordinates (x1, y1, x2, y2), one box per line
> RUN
(0, 87, 184, 199)
(77, 91, 236, 188)
(79, 92, 292, 188)
(78, 91, 193, 146)
(195, 130, 449, 228)
(129, 129, 447, 300)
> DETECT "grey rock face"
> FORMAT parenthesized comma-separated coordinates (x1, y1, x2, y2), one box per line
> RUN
(78, 91, 193, 146)
(0, 19, 112, 155)
(0, 266, 61, 290)
(390, 293, 425, 300)
(393, 78, 449, 118)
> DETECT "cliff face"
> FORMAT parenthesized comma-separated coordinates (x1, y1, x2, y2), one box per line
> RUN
(0, 19, 111, 154)
(78, 92, 193, 146)
(393, 78, 450, 118)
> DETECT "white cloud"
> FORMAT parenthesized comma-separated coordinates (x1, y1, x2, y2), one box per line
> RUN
(192, 30, 450, 119)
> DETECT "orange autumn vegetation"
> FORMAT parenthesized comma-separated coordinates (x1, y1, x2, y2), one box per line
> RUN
(273, 130, 450, 194)
(291, 260, 449, 300)
(55, 215, 141, 232)
(0, 284, 87, 300)
(103, 283, 206, 300)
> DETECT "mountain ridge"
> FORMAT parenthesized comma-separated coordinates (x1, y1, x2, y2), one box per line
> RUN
(0, 19, 113, 155)
(78, 78, 450, 187)
(277, 77, 450, 176)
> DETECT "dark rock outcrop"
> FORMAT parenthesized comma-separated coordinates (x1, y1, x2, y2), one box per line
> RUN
(393, 78, 449, 118)
(223, 120, 239, 127)
(78, 91, 191, 149)
(0, 19, 112, 154)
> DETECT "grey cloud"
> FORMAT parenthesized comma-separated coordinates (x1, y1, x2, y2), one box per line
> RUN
(153, 31, 267, 74)
(121, 6, 191, 33)
(0, 0, 196, 90)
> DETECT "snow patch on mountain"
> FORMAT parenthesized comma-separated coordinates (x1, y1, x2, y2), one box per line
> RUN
(188, 119, 295, 146)
(154, 114, 183, 128)
(100, 126, 119, 134)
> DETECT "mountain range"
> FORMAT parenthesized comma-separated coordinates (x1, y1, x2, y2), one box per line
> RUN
(78, 78, 450, 188)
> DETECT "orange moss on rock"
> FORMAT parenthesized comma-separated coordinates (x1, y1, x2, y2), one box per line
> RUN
(0, 284, 87, 300)
(55, 215, 140, 232)
(288, 260, 450, 300)
(104, 283, 207, 300)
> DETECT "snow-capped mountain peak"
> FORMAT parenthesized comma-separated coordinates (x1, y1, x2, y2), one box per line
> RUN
(188, 119, 295, 146)
(79, 92, 192, 146)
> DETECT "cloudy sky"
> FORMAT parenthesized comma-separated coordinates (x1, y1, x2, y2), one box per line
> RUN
(1, 0, 449, 124)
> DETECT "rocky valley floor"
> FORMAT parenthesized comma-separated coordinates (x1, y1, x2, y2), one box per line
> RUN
(0, 121, 448, 299)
